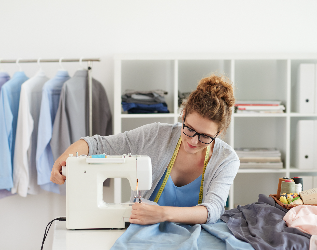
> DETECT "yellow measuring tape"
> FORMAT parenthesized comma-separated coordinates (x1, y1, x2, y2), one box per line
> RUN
(154, 136, 210, 204)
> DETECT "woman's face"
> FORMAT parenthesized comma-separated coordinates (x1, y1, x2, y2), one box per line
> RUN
(181, 111, 220, 155)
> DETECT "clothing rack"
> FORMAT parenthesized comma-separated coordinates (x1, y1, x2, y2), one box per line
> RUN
(0, 58, 100, 136)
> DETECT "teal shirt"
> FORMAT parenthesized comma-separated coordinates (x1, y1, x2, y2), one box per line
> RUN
(149, 169, 202, 207)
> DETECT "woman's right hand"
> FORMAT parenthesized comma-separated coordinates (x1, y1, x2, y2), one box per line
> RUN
(50, 160, 67, 185)
(50, 139, 89, 185)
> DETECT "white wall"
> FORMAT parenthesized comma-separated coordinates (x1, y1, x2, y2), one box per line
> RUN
(1, 1, 317, 249)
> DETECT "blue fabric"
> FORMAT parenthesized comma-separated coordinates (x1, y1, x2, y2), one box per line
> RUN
(121, 102, 169, 113)
(111, 171, 254, 249)
(36, 71, 70, 193)
(0, 71, 10, 88)
(0, 72, 29, 190)
(149, 169, 202, 207)
(111, 220, 254, 250)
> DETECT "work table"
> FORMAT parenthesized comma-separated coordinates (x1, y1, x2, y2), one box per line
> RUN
(52, 221, 127, 250)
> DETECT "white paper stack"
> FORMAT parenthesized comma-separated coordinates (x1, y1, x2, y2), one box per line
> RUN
(235, 100, 285, 114)
(235, 148, 283, 169)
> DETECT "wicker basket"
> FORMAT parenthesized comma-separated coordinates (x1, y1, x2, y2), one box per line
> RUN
(269, 194, 317, 209)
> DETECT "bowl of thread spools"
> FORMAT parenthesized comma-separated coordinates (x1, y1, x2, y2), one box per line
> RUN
(269, 177, 305, 209)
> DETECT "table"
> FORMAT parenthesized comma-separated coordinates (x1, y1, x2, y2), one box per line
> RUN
(52, 221, 127, 250)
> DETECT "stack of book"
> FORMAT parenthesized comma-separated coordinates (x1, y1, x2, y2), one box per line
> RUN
(235, 100, 285, 113)
(235, 148, 283, 169)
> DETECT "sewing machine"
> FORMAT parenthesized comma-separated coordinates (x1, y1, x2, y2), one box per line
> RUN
(62, 154, 152, 229)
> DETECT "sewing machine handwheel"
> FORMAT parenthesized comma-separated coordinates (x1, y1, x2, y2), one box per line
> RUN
(62, 166, 66, 176)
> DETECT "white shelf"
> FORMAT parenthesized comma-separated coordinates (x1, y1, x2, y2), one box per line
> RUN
(289, 168, 317, 173)
(114, 53, 317, 61)
(233, 113, 287, 118)
(290, 113, 317, 117)
(114, 54, 317, 209)
(120, 113, 177, 119)
(238, 169, 287, 174)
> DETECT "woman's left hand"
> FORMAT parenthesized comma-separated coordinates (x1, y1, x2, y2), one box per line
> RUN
(129, 202, 166, 225)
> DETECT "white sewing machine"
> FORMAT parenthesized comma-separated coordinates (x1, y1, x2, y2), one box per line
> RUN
(62, 154, 152, 229)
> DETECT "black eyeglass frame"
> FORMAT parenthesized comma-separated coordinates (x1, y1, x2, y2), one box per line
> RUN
(182, 121, 219, 144)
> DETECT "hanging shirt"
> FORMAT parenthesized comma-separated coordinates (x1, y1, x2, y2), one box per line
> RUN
(12, 70, 49, 197)
(51, 70, 112, 161)
(36, 70, 70, 194)
(0, 71, 10, 89)
(0, 72, 28, 191)
(149, 169, 202, 207)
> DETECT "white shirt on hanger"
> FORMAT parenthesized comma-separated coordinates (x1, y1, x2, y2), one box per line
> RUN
(12, 70, 49, 197)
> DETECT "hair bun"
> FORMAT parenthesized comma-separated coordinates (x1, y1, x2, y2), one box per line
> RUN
(197, 74, 235, 108)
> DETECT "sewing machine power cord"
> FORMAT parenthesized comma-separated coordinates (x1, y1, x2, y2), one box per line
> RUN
(41, 217, 66, 250)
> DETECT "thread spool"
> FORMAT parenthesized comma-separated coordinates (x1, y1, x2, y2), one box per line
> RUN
(295, 183, 302, 194)
(292, 177, 304, 190)
(277, 177, 294, 199)
(280, 180, 295, 195)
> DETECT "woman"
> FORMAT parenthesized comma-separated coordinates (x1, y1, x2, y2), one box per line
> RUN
(50, 74, 239, 225)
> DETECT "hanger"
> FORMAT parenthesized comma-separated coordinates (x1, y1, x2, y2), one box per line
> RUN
(16, 58, 23, 72)
(78, 57, 85, 70)
(37, 58, 45, 75)
(58, 57, 67, 72)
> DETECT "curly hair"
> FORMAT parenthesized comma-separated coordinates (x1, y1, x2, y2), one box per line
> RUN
(183, 74, 235, 134)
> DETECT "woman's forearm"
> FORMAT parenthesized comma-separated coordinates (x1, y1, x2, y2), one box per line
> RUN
(130, 202, 208, 225)
(163, 205, 208, 224)
(58, 139, 89, 161)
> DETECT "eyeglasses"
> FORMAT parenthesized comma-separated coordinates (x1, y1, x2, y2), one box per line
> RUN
(182, 122, 219, 144)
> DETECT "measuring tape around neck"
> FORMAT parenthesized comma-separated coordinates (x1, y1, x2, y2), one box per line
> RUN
(153, 136, 210, 204)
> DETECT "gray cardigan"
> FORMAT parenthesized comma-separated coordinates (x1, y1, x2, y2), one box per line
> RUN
(82, 122, 239, 224)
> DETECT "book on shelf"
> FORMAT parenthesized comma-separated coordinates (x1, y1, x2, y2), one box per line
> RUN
(236, 110, 284, 114)
(239, 162, 283, 169)
(236, 148, 283, 169)
(237, 105, 285, 111)
(235, 100, 282, 106)
(234, 100, 285, 113)
(235, 148, 281, 155)
(239, 157, 281, 163)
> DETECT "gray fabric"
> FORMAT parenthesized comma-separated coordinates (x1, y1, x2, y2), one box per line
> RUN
(221, 194, 311, 250)
(51, 70, 112, 162)
(91, 77, 112, 137)
(178, 90, 191, 106)
(81, 122, 239, 224)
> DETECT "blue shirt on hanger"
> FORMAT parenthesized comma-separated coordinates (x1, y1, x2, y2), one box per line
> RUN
(0, 71, 29, 190)
(36, 70, 70, 193)
(0, 71, 10, 89)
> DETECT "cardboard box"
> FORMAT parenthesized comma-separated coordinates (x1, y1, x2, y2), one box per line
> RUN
(300, 188, 317, 205)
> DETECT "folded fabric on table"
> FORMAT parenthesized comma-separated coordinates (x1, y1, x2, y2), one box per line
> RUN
(221, 194, 311, 250)
(111, 220, 254, 250)
(122, 102, 169, 114)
